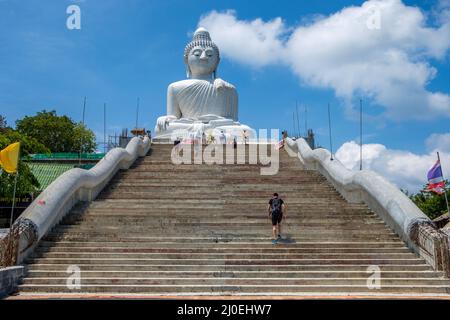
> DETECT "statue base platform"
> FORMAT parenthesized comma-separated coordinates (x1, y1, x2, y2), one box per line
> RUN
(153, 115, 256, 144)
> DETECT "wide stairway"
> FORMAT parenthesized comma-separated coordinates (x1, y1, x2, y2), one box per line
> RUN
(14, 144, 450, 297)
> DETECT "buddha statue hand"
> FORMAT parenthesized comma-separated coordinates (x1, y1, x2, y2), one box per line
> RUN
(213, 78, 234, 91)
(156, 115, 178, 132)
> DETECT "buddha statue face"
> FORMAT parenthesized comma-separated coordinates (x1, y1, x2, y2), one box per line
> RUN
(187, 45, 219, 78)
(184, 27, 220, 79)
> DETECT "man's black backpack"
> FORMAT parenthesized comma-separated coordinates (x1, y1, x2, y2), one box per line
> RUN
(271, 198, 282, 215)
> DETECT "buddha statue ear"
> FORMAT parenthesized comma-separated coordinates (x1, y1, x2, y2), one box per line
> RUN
(186, 65, 191, 79)
(213, 55, 220, 79)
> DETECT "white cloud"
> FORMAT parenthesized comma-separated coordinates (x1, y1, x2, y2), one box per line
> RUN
(198, 0, 450, 120)
(198, 10, 287, 67)
(426, 132, 450, 152)
(335, 138, 450, 193)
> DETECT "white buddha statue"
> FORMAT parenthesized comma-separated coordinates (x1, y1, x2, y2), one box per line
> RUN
(154, 27, 254, 142)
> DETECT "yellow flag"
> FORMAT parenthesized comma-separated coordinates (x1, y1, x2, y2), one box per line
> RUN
(0, 142, 20, 173)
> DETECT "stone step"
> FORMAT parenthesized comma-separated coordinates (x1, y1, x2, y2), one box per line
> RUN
(142, 152, 304, 158)
(43, 235, 402, 242)
(34, 246, 412, 254)
(142, 160, 296, 166)
(87, 197, 364, 205)
(101, 186, 339, 193)
(106, 185, 334, 192)
(116, 175, 329, 182)
(17, 284, 450, 294)
(119, 168, 312, 173)
(71, 205, 372, 211)
(82, 203, 370, 209)
(106, 186, 336, 193)
(68, 212, 377, 219)
(63, 211, 376, 218)
(97, 194, 345, 201)
(122, 171, 311, 176)
(108, 183, 333, 189)
(136, 159, 300, 165)
(46, 231, 398, 239)
(62, 215, 381, 221)
(26, 254, 425, 264)
(37, 240, 408, 248)
(96, 195, 346, 202)
(86, 203, 369, 210)
(55, 226, 391, 234)
(26, 270, 441, 279)
(31, 252, 418, 260)
(64, 217, 378, 225)
(53, 222, 391, 230)
(20, 277, 450, 286)
(61, 218, 385, 225)
(52, 227, 385, 234)
(25, 263, 434, 272)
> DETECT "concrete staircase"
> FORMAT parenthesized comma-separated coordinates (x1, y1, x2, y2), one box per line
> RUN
(14, 144, 450, 297)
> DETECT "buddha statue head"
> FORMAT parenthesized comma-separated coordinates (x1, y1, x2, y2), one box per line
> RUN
(184, 27, 220, 79)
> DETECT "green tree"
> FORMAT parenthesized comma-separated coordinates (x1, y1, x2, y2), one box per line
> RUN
(0, 162, 39, 203)
(409, 181, 450, 220)
(0, 115, 7, 131)
(0, 128, 49, 201)
(0, 128, 50, 157)
(16, 110, 96, 153)
(72, 123, 97, 153)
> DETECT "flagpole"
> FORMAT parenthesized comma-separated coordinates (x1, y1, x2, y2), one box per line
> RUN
(328, 102, 333, 161)
(292, 112, 296, 138)
(135, 97, 140, 129)
(9, 173, 18, 228)
(437, 151, 450, 215)
(296, 100, 300, 138)
(360, 98, 363, 171)
(79, 96, 86, 166)
(9, 142, 21, 229)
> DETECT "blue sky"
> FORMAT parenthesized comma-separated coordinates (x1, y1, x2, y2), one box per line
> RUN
(1, 0, 450, 191)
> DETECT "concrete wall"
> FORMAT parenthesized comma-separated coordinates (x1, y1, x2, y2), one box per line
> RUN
(285, 137, 450, 276)
(0, 266, 24, 298)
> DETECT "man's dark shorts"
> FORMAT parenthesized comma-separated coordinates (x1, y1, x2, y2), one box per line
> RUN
(271, 212, 283, 226)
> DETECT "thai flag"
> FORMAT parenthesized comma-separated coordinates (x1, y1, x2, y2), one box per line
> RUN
(426, 160, 445, 195)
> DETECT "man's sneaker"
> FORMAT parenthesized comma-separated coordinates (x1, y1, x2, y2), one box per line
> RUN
(272, 239, 278, 244)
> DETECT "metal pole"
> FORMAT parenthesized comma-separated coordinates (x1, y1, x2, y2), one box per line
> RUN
(304, 105, 308, 138)
(437, 152, 450, 214)
(328, 103, 333, 161)
(292, 112, 296, 138)
(82, 96, 86, 124)
(360, 99, 363, 171)
(136, 97, 140, 129)
(80, 96, 86, 166)
(104, 103, 106, 154)
(9, 173, 18, 228)
(296, 101, 300, 138)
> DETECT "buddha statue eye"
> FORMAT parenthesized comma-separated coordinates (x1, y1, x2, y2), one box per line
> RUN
(192, 49, 202, 57)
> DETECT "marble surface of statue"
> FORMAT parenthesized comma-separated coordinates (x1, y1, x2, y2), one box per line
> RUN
(154, 27, 254, 142)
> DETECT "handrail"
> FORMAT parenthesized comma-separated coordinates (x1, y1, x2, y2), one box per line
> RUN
(285, 137, 450, 275)
(1, 136, 151, 265)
